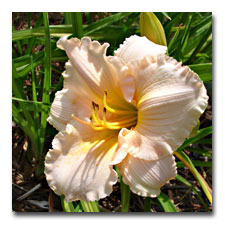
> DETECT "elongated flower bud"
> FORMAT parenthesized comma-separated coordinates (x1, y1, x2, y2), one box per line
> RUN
(140, 12, 167, 46)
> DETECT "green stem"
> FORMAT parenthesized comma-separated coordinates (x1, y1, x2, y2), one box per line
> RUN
(80, 200, 100, 212)
(144, 197, 151, 212)
(116, 166, 130, 212)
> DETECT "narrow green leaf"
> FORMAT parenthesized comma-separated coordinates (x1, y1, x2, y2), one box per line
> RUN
(189, 63, 212, 82)
(80, 200, 100, 212)
(64, 12, 73, 24)
(12, 25, 72, 41)
(73, 202, 83, 212)
(12, 62, 39, 157)
(179, 14, 193, 59)
(185, 23, 212, 64)
(176, 160, 212, 168)
(168, 25, 182, 55)
(176, 174, 209, 211)
(61, 195, 75, 212)
(174, 150, 212, 204)
(70, 12, 83, 38)
(164, 13, 182, 38)
(85, 12, 92, 24)
(178, 126, 212, 151)
(25, 13, 43, 55)
(161, 12, 171, 20)
(84, 12, 133, 35)
(157, 192, 178, 212)
(12, 97, 50, 112)
(12, 103, 39, 158)
(30, 56, 40, 133)
(39, 12, 52, 155)
(12, 25, 23, 55)
(185, 147, 212, 157)
(17, 52, 44, 78)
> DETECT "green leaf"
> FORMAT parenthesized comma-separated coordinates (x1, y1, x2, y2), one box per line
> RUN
(185, 147, 212, 157)
(12, 103, 39, 158)
(157, 192, 178, 212)
(176, 174, 209, 211)
(179, 14, 193, 60)
(178, 126, 212, 151)
(61, 195, 76, 212)
(185, 23, 212, 64)
(80, 200, 100, 212)
(189, 63, 212, 82)
(161, 12, 171, 20)
(39, 12, 52, 155)
(12, 97, 50, 112)
(176, 160, 212, 168)
(70, 12, 83, 38)
(84, 12, 133, 35)
(174, 150, 212, 204)
(12, 62, 39, 157)
(168, 25, 182, 55)
(25, 13, 43, 55)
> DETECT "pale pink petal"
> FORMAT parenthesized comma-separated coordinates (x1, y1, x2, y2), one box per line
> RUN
(110, 128, 137, 165)
(111, 128, 173, 164)
(57, 36, 133, 107)
(47, 61, 100, 131)
(114, 35, 167, 64)
(122, 54, 208, 159)
(117, 154, 177, 197)
(108, 56, 135, 103)
(45, 121, 119, 202)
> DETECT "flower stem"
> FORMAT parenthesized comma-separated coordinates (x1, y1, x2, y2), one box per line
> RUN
(115, 166, 130, 212)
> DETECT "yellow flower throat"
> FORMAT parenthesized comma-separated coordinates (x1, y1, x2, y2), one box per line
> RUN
(72, 91, 138, 131)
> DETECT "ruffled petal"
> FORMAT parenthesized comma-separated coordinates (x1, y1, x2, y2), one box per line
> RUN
(117, 154, 177, 197)
(57, 36, 133, 108)
(47, 60, 101, 131)
(114, 35, 167, 64)
(126, 54, 208, 159)
(45, 121, 119, 202)
(111, 128, 173, 164)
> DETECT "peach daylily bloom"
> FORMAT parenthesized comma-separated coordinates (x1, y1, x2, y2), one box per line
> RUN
(44, 35, 208, 202)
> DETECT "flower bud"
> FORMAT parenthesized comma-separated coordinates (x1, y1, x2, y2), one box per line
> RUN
(140, 12, 167, 46)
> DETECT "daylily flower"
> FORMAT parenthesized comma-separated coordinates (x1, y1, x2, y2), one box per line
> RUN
(45, 35, 208, 202)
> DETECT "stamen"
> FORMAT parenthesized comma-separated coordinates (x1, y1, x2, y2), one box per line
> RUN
(103, 91, 137, 115)
(90, 118, 106, 131)
(91, 105, 100, 125)
(102, 108, 137, 130)
(72, 114, 91, 126)
(94, 103, 104, 125)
